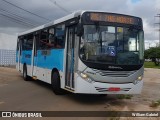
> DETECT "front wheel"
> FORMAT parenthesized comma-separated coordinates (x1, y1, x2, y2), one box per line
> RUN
(51, 71, 65, 95)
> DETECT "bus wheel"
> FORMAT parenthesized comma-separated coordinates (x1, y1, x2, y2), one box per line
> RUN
(51, 71, 65, 95)
(23, 65, 29, 81)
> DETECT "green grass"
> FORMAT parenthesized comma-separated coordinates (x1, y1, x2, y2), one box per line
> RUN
(117, 95, 133, 99)
(150, 99, 160, 108)
(144, 62, 160, 69)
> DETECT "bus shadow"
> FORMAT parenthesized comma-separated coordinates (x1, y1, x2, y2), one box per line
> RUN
(29, 79, 53, 91)
(28, 79, 126, 108)
(66, 94, 125, 106)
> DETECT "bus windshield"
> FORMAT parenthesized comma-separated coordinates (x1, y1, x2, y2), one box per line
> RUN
(79, 25, 144, 65)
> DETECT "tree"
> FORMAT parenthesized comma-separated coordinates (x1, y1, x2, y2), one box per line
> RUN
(144, 47, 160, 66)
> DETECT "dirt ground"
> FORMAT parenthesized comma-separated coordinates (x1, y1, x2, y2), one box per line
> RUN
(0, 67, 159, 120)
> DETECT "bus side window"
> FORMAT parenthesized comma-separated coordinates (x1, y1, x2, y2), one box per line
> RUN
(22, 34, 33, 51)
(18, 37, 22, 55)
(55, 24, 65, 49)
(17, 38, 19, 51)
(48, 28, 56, 49)
(27, 34, 34, 50)
(39, 29, 48, 50)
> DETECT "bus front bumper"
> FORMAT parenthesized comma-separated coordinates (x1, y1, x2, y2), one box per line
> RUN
(75, 76, 143, 94)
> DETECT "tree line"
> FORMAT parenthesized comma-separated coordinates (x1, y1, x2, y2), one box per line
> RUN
(144, 47, 160, 66)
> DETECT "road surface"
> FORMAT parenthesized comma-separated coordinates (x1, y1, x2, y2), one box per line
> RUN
(0, 67, 159, 120)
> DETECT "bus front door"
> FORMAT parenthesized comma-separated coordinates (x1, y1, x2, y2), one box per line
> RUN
(65, 26, 75, 90)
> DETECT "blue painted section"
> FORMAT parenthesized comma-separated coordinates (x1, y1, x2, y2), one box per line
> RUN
(36, 49, 64, 71)
(19, 49, 64, 71)
(16, 51, 18, 63)
(21, 50, 32, 65)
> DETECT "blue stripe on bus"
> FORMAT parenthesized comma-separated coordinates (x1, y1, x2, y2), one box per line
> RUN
(18, 49, 64, 71)
(21, 50, 32, 65)
(16, 51, 18, 63)
(36, 49, 64, 71)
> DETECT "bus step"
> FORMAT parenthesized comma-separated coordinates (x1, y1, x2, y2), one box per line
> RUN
(65, 86, 74, 92)
(32, 76, 37, 80)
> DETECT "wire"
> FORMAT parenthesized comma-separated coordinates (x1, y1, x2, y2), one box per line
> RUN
(2, 0, 51, 22)
(0, 12, 35, 27)
(49, 0, 71, 14)
(0, 8, 40, 26)
(0, 11, 36, 27)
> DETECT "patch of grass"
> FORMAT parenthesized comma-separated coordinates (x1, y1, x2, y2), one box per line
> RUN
(150, 99, 160, 108)
(143, 98, 148, 101)
(144, 62, 160, 69)
(117, 95, 124, 99)
(157, 99, 160, 104)
(109, 110, 120, 120)
(110, 117, 120, 120)
(117, 95, 133, 99)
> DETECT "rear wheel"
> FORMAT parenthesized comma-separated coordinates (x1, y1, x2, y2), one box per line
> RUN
(23, 65, 30, 81)
(51, 71, 65, 95)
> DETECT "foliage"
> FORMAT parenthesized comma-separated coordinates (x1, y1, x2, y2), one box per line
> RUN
(144, 62, 160, 69)
(150, 99, 160, 108)
(144, 47, 160, 66)
(117, 95, 133, 99)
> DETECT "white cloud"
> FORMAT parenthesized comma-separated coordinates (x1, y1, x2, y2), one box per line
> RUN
(0, 33, 17, 50)
(0, 0, 159, 49)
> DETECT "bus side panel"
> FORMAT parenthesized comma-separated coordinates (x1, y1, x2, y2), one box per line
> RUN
(46, 49, 64, 70)
(36, 49, 64, 70)
(35, 49, 64, 84)
(21, 50, 32, 76)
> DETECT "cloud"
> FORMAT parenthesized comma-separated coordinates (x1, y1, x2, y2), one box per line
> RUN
(0, 33, 17, 50)
(0, 0, 159, 49)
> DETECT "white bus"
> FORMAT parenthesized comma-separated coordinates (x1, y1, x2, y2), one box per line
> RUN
(16, 11, 144, 95)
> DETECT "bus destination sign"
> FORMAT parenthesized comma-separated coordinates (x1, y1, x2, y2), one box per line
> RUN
(90, 13, 139, 25)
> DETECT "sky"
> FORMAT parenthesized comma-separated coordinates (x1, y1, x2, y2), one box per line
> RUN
(0, 0, 159, 50)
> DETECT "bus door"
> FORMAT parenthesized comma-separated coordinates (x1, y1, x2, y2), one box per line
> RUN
(32, 35, 39, 79)
(65, 26, 76, 90)
(17, 39, 22, 71)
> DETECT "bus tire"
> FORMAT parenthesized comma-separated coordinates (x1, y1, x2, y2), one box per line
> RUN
(23, 65, 29, 81)
(51, 71, 65, 95)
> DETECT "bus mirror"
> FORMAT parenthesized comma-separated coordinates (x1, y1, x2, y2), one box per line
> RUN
(139, 30, 144, 60)
(77, 23, 84, 36)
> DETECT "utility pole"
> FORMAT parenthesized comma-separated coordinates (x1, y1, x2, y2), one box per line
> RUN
(155, 14, 160, 47)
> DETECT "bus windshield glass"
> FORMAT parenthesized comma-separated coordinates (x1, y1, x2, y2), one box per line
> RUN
(79, 25, 144, 65)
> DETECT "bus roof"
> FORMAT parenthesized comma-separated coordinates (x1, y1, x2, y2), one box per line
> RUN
(18, 10, 141, 36)
(18, 10, 83, 36)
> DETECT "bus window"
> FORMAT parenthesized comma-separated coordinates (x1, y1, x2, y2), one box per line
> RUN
(39, 29, 48, 49)
(117, 27, 124, 52)
(17, 38, 19, 51)
(22, 34, 33, 50)
(124, 28, 138, 52)
(48, 28, 56, 49)
(55, 24, 65, 48)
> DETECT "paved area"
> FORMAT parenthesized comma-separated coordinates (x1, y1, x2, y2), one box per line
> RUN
(0, 67, 159, 120)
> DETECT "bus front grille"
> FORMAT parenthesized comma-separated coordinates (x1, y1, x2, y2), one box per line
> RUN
(92, 69, 137, 77)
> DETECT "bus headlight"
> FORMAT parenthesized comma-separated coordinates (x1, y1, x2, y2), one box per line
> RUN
(134, 76, 143, 84)
(80, 72, 88, 79)
(138, 76, 143, 80)
(79, 72, 94, 83)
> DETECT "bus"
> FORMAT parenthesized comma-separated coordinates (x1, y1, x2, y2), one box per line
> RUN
(16, 10, 144, 95)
